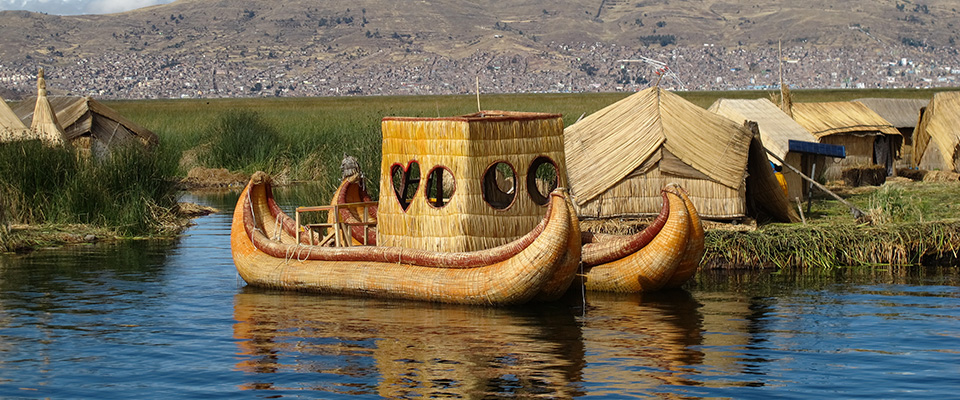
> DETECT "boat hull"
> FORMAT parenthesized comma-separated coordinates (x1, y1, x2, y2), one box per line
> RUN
(580, 184, 703, 292)
(231, 172, 581, 306)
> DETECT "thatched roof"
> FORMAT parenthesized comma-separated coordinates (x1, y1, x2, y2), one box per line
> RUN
(791, 101, 901, 138)
(708, 98, 817, 162)
(853, 98, 929, 128)
(564, 87, 752, 204)
(14, 95, 159, 148)
(30, 68, 67, 146)
(0, 95, 30, 142)
(913, 91, 960, 172)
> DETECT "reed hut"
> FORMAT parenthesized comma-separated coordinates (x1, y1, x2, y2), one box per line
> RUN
(564, 87, 796, 222)
(791, 101, 901, 180)
(913, 91, 960, 173)
(708, 98, 818, 201)
(378, 111, 567, 252)
(14, 95, 159, 158)
(29, 68, 67, 146)
(854, 98, 929, 169)
(0, 95, 30, 142)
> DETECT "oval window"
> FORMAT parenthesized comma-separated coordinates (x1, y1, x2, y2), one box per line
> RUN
(482, 161, 516, 210)
(425, 166, 455, 208)
(391, 161, 420, 211)
(527, 156, 559, 206)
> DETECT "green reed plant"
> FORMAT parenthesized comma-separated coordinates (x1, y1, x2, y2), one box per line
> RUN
(0, 140, 180, 236)
(200, 110, 282, 173)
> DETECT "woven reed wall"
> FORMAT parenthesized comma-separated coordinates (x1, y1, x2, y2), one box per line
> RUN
(819, 135, 876, 181)
(378, 112, 566, 252)
(577, 168, 746, 220)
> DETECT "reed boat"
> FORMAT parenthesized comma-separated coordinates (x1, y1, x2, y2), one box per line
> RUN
(230, 111, 582, 305)
(579, 184, 705, 292)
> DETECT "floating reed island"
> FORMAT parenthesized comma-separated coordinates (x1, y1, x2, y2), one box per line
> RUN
(702, 178, 960, 269)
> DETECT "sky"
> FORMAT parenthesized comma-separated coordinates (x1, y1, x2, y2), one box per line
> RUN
(0, 0, 174, 15)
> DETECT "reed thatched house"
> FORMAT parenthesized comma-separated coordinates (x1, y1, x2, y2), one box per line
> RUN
(708, 98, 819, 201)
(0, 95, 30, 142)
(913, 91, 960, 173)
(854, 98, 929, 169)
(14, 95, 159, 157)
(564, 87, 797, 222)
(378, 111, 567, 252)
(791, 101, 901, 179)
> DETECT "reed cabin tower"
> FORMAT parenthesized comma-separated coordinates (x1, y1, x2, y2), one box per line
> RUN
(378, 111, 567, 252)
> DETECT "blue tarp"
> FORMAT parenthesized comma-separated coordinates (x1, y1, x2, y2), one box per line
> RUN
(788, 140, 846, 158)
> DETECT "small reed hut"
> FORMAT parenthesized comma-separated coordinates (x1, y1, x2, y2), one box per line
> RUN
(709, 98, 819, 201)
(564, 87, 796, 222)
(791, 101, 901, 180)
(854, 98, 929, 169)
(378, 111, 567, 252)
(0, 95, 30, 142)
(14, 95, 159, 158)
(913, 91, 960, 173)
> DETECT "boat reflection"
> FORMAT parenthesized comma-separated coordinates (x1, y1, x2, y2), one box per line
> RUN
(233, 289, 586, 398)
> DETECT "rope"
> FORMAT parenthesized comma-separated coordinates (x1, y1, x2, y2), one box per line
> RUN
(273, 212, 283, 241)
(247, 195, 258, 251)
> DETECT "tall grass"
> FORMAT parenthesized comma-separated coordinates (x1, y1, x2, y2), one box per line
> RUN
(0, 140, 180, 236)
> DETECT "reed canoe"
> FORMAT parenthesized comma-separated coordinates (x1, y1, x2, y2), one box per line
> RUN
(580, 183, 703, 292)
(231, 172, 581, 306)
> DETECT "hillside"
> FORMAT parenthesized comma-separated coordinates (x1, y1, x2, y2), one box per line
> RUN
(0, 0, 958, 98)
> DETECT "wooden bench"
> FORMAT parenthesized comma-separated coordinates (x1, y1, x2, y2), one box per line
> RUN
(295, 201, 378, 247)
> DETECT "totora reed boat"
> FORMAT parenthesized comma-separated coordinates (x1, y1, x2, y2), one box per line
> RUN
(231, 111, 582, 305)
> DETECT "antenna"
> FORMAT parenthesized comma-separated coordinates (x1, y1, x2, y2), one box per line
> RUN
(618, 57, 686, 90)
(476, 76, 481, 112)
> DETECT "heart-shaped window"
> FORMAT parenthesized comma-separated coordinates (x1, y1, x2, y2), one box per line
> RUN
(391, 161, 420, 211)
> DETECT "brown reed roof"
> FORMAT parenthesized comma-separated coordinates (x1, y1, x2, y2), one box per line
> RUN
(708, 98, 817, 162)
(913, 91, 960, 172)
(0, 95, 30, 142)
(853, 98, 929, 128)
(14, 95, 159, 147)
(564, 86, 752, 204)
(791, 101, 901, 138)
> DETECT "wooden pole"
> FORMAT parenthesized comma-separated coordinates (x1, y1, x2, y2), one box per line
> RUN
(765, 148, 866, 219)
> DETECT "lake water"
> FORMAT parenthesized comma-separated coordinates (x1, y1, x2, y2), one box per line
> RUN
(1, 189, 958, 399)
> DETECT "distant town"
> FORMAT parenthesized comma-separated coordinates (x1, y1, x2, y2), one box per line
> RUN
(1, 41, 958, 100)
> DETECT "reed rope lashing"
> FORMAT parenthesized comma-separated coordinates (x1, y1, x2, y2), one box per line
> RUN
(273, 212, 283, 241)
(247, 196, 258, 251)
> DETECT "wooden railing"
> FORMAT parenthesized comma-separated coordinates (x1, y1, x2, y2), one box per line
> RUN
(294, 201, 378, 247)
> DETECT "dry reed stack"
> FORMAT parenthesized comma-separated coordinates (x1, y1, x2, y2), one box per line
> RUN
(378, 111, 567, 252)
(913, 91, 960, 174)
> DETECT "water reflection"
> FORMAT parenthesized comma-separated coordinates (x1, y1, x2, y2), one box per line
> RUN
(233, 289, 586, 398)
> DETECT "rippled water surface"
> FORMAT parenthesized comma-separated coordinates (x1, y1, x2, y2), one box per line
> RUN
(1, 189, 958, 399)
